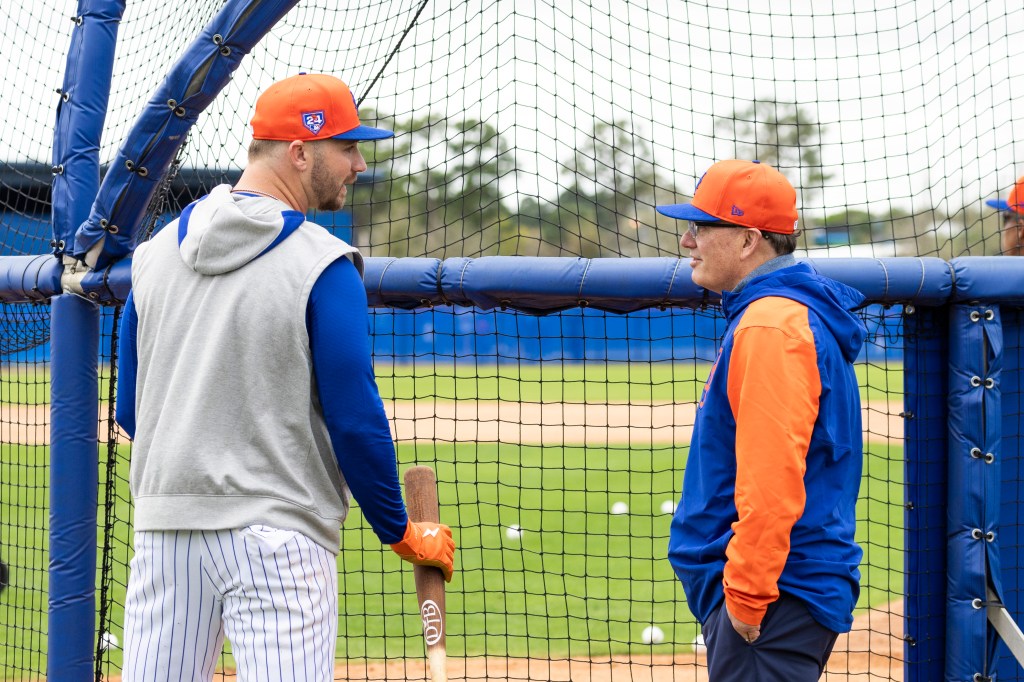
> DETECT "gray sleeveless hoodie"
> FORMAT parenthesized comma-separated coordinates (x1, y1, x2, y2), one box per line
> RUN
(129, 184, 362, 552)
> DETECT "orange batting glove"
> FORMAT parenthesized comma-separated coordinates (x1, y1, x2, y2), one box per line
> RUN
(390, 520, 456, 582)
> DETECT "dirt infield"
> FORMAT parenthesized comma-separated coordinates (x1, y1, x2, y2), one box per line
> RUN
(1, 400, 902, 447)
(384, 399, 902, 446)
(825, 599, 904, 681)
(93, 602, 902, 681)
(328, 601, 903, 681)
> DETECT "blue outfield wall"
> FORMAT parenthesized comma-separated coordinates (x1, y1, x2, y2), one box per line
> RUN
(368, 304, 729, 363)
(17, 300, 902, 366)
(0, 213, 51, 256)
(367, 303, 901, 364)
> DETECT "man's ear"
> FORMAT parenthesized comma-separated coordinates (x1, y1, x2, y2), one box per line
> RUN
(743, 228, 765, 254)
(287, 140, 309, 171)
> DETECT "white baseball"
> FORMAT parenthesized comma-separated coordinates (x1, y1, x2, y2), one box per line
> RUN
(641, 625, 665, 644)
(692, 633, 707, 653)
(610, 501, 629, 515)
(660, 499, 677, 514)
(505, 524, 522, 540)
(99, 631, 119, 650)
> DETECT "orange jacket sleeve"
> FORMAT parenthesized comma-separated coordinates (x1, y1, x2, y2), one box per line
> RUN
(723, 297, 821, 626)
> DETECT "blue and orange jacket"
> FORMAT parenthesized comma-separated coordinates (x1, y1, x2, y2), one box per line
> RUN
(668, 261, 866, 633)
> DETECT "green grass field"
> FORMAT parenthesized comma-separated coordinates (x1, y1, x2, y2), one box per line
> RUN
(371, 361, 901, 404)
(0, 438, 904, 675)
(0, 361, 903, 406)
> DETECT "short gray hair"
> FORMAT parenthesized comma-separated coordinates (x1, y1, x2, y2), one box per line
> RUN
(762, 230, 798, 256)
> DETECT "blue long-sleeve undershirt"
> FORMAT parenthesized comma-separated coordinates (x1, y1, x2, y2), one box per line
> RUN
(115, 256, 408, 544)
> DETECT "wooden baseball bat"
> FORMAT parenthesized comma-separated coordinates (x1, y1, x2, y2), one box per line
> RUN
(404, 465, 448, 682)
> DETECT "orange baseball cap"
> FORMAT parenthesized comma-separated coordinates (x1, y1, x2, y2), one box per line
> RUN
(250, 73, 393, 142)
(986, 174, 1024, 215)
(656, 160, 799, 234)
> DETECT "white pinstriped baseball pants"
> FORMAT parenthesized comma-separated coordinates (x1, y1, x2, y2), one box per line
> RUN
(122, 526, 338, 681)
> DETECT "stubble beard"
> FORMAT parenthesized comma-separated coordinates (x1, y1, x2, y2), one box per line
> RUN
(310, 149, 345, 212)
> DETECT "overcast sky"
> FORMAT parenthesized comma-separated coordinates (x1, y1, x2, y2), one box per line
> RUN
(2, 0, 1022, 219)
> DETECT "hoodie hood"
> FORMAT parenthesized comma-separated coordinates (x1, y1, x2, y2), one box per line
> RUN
(721, 261, 866, 363)
(176, 184, 306, 276)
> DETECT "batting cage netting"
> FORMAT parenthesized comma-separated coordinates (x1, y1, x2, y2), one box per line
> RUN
(1, 0, 1023, 680)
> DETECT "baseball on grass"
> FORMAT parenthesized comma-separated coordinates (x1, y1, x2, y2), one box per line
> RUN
(641, 625, 665, 644)
(610, 501, 629, 515)
(505, 524, 522, 540)
(660, 499, 677, 514)
(692, 633, 707, 653)
(99, 632, 119, 650)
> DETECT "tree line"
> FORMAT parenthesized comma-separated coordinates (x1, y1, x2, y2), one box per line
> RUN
(345, 101, 1004, 259)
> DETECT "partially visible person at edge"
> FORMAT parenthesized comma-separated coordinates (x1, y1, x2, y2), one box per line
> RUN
(114, 73, 455, 681)
(657, 160, 866, 681)
(987, 173, 1024, 255)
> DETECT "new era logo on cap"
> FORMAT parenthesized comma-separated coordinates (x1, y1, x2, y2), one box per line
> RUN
(731, 205, 744, 217)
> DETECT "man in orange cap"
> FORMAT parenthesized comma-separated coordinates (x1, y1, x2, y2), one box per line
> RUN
(115, 74, 455, 680)
(987, 174, 1024, 255)
(658, 160, 866, 680)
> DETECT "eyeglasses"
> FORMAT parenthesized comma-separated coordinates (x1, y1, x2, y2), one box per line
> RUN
(686, 221, 763, 240)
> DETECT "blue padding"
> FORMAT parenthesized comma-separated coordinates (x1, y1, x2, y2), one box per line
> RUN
(951, 256, 1024, 304)
(0, 256, 62, 303)
(51, 0, 125, 252)
(438, 256, 708, 314)
(575, 257, 704, 311)
(995, 309, 1024, 677)
(807, 257, 954, 305)
(946, 304, 1003, 679)
(0, 255, 130, 305)
(49, 2, 124, 677)
(903, 308, 948, 680)
(72, 0, 300, 269)
(363, 257, 444, 309)
(0, 255, 1012, 312)
(442, 257, 582, 313)
(48, 295, 100, 681)
(80, 257, 133, 304)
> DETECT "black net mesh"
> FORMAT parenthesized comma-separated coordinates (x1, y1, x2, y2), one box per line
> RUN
(0, 302, 906, 681)
(3, 0, 1024, 679)
(5, 1, 1016, 261)
(0, 338, 50, 678)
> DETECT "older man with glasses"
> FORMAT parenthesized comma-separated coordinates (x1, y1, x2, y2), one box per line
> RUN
(657, 160, 866, 681)
(987, 174, 1024, 256)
